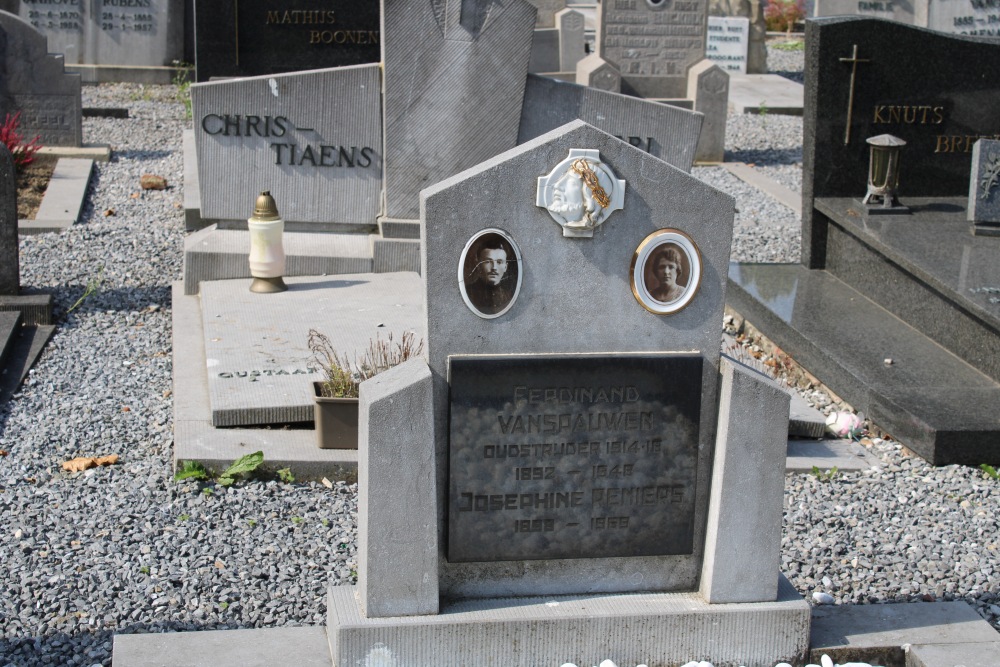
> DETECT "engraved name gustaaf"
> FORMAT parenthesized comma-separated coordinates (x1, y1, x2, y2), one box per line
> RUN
(455, 384, 686, 536)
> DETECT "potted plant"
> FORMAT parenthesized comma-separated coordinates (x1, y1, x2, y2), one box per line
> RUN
(308, 329, 424, 449)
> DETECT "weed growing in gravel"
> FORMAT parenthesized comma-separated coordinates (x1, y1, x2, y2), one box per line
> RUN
(291, 516, 304, 525)
(980, 463, 1000, 480)
(174, 451, 265, 486)
(67, 266, 105, 314)
(247, 519, 257, 528)
(772, 39, 805, 51)
(277, 467, 295, 483)
(174, 459, 210, 482)
(171, 65, 193, 120)
(178, 514, 190, 521)
(811, 465, 840, 481)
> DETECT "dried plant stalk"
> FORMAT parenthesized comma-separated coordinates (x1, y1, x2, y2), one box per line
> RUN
(308, 329, 424, 399)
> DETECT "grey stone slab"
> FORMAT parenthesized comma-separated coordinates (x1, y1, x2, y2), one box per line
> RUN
(727, 262, 1000, 465)
(527, 0, 566, 27)
(928, 0, 1000, 37)
(813, 0, 925, 24)
(968, 138, 1000, 224)
(0, 322, 54, 403)
(381, 0, 536, 219)
(728, 73, 804, 116)
(371, 237, 420, 274)
(688, 60, 729, 163)
(810, 602, 1000, 655)
(13, 0, 183, 69)
(378, 217, 420, 239)
(448, 354, 703, 563)
(598, 0, 708, 98)
(358, 359, 438, 618)
(908, 641, 1000, 667)
(182, 128, 214, 231)
(519, 74, 703, 173)
(707, 16, 749, 74)
(721, 161, 801, 216)
(200, 273, 423, 427)
(0, 292, 52, 325)
(786, 438, 876, 473)
(0, 11, 82, 147)
(69, 64, 181, 85)
(556, 8, 585, 72)
(182, 227, 374, 295)
(701, 356, 789, 603)
(33, 157, 91, 221)
(171, 282, 358, 483)
(529, 27, 560, 73)
(327, 576, 810, 667)
(193, 0, 379, 82)
(0, 310, 19, 367)
(191, 65, 382, 227)
(0, 145, 17, 295)
(36, 144, 109, 161)
(112, 626, 332, 667)
(422, 120, 734, 598)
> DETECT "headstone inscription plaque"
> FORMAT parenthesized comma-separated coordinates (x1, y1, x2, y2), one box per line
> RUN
(448, 354, 701, 562)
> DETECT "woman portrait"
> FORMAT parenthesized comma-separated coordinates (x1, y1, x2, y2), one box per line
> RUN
(631, 229, 701, 315)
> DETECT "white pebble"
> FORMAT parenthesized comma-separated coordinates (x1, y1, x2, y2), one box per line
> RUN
(599, 661, 618, 667)
(812, 591, 835, 604)
(821, 655, 834, 667)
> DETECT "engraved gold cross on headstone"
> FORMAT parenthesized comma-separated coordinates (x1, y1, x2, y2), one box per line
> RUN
(840, 44, 870, 145)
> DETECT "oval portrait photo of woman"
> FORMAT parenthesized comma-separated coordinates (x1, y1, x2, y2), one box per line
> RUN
(631, 229, 702, 315)
(458, 229, 523, 319)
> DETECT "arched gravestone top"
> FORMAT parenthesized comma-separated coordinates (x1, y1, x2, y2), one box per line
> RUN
(420, 120, 736, 598)
(0, 143, 18, 295)
(0, 10, 81, 147)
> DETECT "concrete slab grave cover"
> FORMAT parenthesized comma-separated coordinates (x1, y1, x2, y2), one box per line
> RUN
(327, 119, 808, 666)
(381, 0, 536, 220)
(598, 0, 708, 98)
(193, 0, 380, 82)
(0, 11, 82, 146)
(12, 0, 183, 68)
(191, 65, 381, 229)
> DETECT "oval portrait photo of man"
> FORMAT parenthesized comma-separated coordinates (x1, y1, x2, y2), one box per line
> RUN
(631, 229, 702, 315)
(458, 229, 523, 319)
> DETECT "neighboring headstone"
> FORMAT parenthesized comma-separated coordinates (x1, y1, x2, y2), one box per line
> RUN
(813, 0, 925, 25)
(706, 16, 749, 74)
(381, 0, 536, 220)
(193, 0, 380, 82)
(519, 74, 703, 172)
(527, 0, 566, 27)
(556, 8, 586, 72)
(968, 138, 1000, 231)
(928, 0, 1000, 38)
(528, 27, 560, 73)
(328, 119, 808, 666)
(0, 144, 17, 295)
(13, 0, 184, 68)
(0, 11, 82, 147)
(598, 0, 708, 98)
(688, 60, 728, 162)
(709, 0, 767, 73)
(191, 65, 381, 228)
(576, 52, 621, 92)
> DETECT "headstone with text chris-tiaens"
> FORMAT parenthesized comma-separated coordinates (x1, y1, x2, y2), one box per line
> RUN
(325, 120, 809, 666)
(14, 0, 183, 68)
(193, 0, 381, 81)
(0, 11, 82, 147)
(598, 0, 709, 98)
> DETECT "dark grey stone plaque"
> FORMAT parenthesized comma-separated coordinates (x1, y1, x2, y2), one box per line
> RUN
(0, 144, 17, 296)
(447, 354, 702, 563)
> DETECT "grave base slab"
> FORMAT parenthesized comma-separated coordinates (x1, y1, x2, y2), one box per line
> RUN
(327, 577, 810, 667)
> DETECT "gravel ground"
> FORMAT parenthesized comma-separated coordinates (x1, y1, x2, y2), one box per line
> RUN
(0, 47, 997, 666)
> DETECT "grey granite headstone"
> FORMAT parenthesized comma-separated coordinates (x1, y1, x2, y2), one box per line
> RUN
(193, 0, 380, 82)
(0, 144, 17, 295)
(422, 120, 734, 598)
(688, 60, 728, 163)
(598, 0, 708, 98)
(382, 0, 536, 220)
(519, 74, 703, 172)
(0, 10, 81, 147)
(576, 53, 621, 92)
(968, 139, 1000, 226)
(556, 8, 585, 72)
(192, 65, 381, 228)
(14, 0, 183, 67)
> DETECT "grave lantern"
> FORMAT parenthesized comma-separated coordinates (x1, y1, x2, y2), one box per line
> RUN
(247, 191, 288, 293)
(862, 134, 907, 211)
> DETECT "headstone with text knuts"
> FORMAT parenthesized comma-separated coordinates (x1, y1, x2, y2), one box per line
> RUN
(193, 0, 380, 81)
(325, 120, 808, 667)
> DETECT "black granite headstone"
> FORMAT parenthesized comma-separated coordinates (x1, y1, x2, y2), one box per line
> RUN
(193, 0, 380, 82)
(802, 17, 1000, 266)
(0, 144, 18, 296)
(447, 354, 702, 563)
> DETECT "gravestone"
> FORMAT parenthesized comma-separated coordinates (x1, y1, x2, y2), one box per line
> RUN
(528, 27, 559, 73)
(0, 144, 16, 296)
(193, 0, 380, 82)
(706, 16, 749, 74)
(326, 119, 808, 666)
(709, 0, 766, 73)
(576, 53, 621, 91)
(687, 60, 728, 162)
(191, 65, 382, 228)
(968, 138, 1000, 231)
(527, 0, 566, 27)
(0, 10, 82, 147)
(598, 0, 708, 98)
(727, 17, 1000, 465)
(813, 0, 924, 24)
(12, 0, 184, 69)
(928, 0, 1000, 38)
(557, 7, 586, 72)
(381, 0, 536, 220)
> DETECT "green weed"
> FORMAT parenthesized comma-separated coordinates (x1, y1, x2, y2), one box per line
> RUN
(67, 266, 105, 314)
(980, 463, 999, 480)
(277, 467, 295, 484)
(811, 465, 839, 481)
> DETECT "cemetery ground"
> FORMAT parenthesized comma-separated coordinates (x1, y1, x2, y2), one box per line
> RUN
(1, 52, 998, 666)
